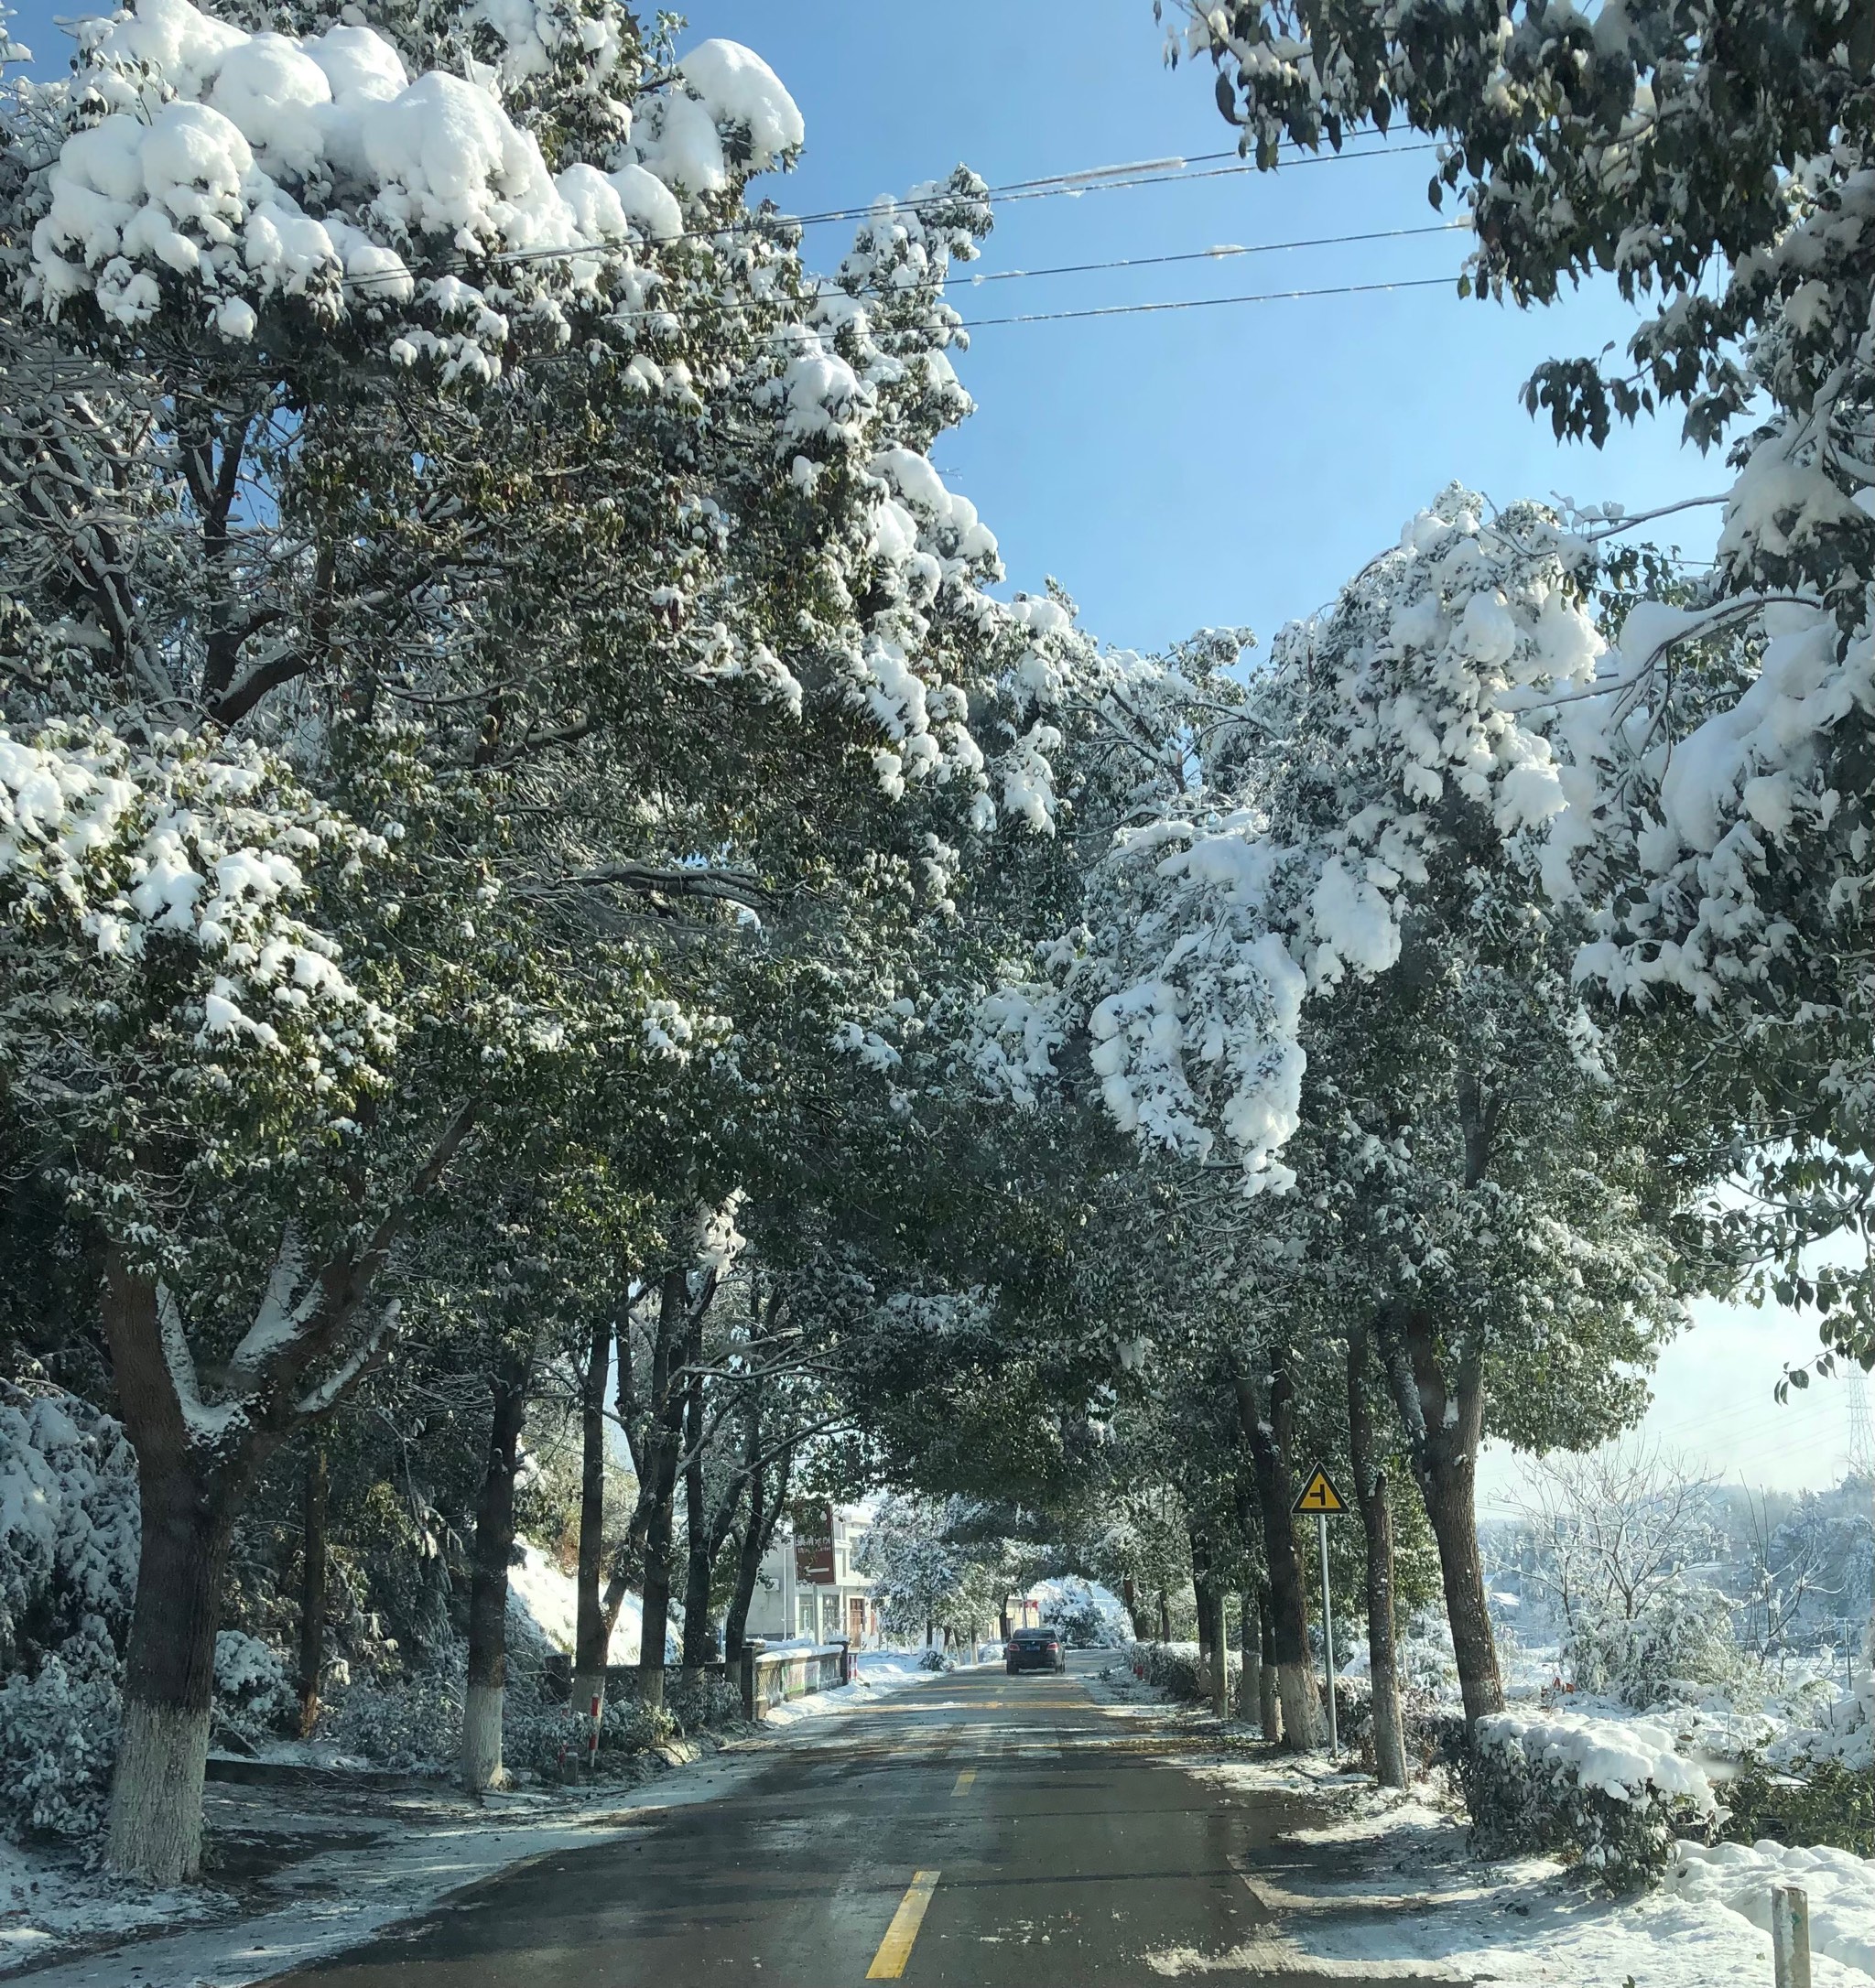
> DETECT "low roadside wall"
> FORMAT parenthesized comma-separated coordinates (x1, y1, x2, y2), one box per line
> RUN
(742, 1639, 851, 1718)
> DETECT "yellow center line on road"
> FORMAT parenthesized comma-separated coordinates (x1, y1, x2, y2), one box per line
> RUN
(951, 1767, 977, 1795)
(866, 1869, 941, 1980)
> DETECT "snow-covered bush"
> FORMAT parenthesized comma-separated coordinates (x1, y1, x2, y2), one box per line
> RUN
(1464, 1708, 1720, 1890)
(1721, 1756, 1874, 1859)
(1767, 1630, 1874, 1776)
(663, 1668, 741, 1734)
(1128, 1641, 1211, 1703)
(0, 1385, 138, 1843)
(323, 1665, 461, 1772)
(596, 1688, 677, 1758)
(212, 1629, 294, 1740)
(0, 1384, 138, 1682)
(0, 1658, 121, 1842)
(1566, 1577, 1751, 1709)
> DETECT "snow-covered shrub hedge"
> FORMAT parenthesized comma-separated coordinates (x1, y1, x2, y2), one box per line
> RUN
(596, 1689, 677, 1758)
(1464, 1709, 1720, 1891)
(1721, 1756, 1875, 1859)
(324, 1665, 461, 1771)
(1128, 1641, 1212, 1703)
(663, 1668, 742, 1734)
(0, 1658, 121, 1841)
(212, 1629, 295, 1740)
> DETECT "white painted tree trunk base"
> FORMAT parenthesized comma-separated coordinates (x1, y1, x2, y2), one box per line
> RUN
(107, 1695, 211, 1885)
(570, 1670, 606, 1767)
(1275, 1662, 1322, 1754)
(461, 1682, 506, 1792)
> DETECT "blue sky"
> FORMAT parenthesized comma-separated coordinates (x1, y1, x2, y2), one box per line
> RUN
(687, 0, 1725, 656)
(12, 0, 1854, 1492)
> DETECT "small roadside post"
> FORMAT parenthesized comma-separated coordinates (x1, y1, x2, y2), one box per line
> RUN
(1293, 1466, 1348, 1756)
(1772, 1884, 1811, 1988)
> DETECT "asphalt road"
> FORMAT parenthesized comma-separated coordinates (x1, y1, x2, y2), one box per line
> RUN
(276, 1655, 1403, 1986)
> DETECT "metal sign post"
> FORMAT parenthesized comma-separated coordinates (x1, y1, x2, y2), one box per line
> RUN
(1316, 1509, 1338, 1757)
(1293, 1466, 1348, 1757)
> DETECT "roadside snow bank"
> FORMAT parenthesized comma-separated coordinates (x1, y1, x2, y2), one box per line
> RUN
(1667, 1839, 1875, 1977)
(505, 1538, 675, 1665)
(1153, 1748, 1875, 1988)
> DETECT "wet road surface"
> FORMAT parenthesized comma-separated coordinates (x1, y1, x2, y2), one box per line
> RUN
(274, 1655, 1410, 1986)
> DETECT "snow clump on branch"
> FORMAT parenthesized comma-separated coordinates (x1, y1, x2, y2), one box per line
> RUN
(1056, 488, 1601, 1188)
(0, 719, 390, 1062)
(24, 0, 797, 376)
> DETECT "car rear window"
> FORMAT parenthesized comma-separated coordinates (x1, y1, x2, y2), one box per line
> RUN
(1012, 1629, 1056, 1641)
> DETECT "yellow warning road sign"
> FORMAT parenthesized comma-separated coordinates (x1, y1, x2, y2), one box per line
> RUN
(1294, 1467, 1347, 1516)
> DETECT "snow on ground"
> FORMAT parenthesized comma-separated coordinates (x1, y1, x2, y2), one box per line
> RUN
(0, 1840, 219, 1975)
(1668, 1839, 1875, 1976)
(1089, 1653, 1874, 1984)
(758, 1648, 965, 1728)
(5, 1762, 766, 1988)
(1148, 1749, 1875, 1985)
(504, 1537, 677, 1664)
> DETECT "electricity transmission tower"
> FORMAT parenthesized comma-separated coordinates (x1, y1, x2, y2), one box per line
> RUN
(1848, 1372, 1874, 1484)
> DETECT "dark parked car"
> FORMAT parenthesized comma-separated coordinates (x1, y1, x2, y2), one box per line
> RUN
(1005, 1626, 1065, 1675)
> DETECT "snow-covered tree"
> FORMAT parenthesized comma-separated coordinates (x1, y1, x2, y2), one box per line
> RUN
(1003, 491, 1730, 1724)
(1, 0, 1117, 1880)
(1168, 0, 1875, 1368)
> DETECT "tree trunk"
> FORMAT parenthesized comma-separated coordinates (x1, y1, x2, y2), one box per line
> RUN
(1238, 1587, 1263, 1725)
(109, 1447, 234, 1884)
(1122, 1574, 1140, 1639)
(1380, 1306, 1504, 1725)
(680, 1356, 715, 1667)
(1422, 1450, 1501, 1725)
(462, 1362, 528, 1792)
(1234, 1358, 1321, 1752)
(1258, 1585, 1281, 1740)
(572, 1312, 611, 1742)
(94, 1115, 476, 1881)
(636, 1270, 689, 1708)
(101, 1256, 245, 1885)
(1157, 1591, 1171, 1643)
(1191, 1529, 1214, 1663)
(1208, 1586, 1229, 1720)
(298, 1436, 329, 1740)
(1348, 1323, 1408, 1787)
(725, 1435, 790, 1668)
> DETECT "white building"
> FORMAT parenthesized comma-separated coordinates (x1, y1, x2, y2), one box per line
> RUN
(743, 1505, 883, 1647)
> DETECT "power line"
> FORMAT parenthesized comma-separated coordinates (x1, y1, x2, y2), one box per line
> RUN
(961, 222, 1466, 287)
(954, 273, 1458, 330)
(771, 138, 1441, 239)
(491, 222, 1465, 331)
